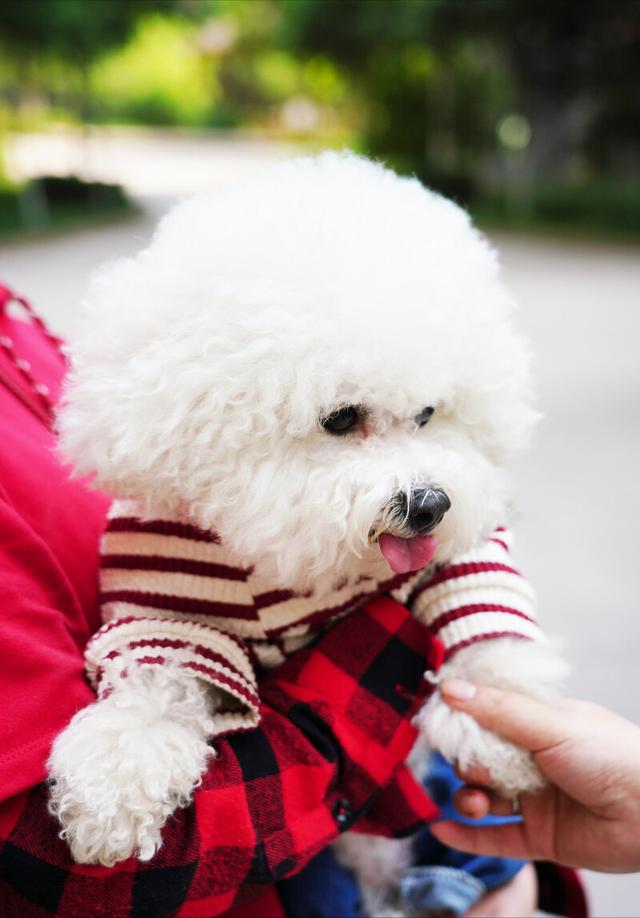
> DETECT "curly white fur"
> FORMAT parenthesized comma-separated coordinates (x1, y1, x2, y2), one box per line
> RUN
(334, 834, 413, 918)
(58, 152, 537, 593)
(48, 662, 215, 865)
(50, 153, 567, 875)
(416, 639, 570, 796)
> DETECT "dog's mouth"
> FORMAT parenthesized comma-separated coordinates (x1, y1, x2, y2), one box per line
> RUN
(369, 487, 448, 574)
(376, 532, 438, 574)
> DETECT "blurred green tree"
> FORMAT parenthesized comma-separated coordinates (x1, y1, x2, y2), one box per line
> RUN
(0, 0, 637, 235)
(282, 0, 640, 210)
(0, 0, 171, 121)
(0, 0, 164, 62)
(431, 0, 640, 180)
(281, 0, 513, 201)
(91, 14, 218, 126)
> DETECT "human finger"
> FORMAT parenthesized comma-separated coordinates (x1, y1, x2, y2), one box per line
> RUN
(454, 786, 491, 819)
(454, 786, 517, 819)
(440, 679, 569, 753)
(431, 818, 536, 861)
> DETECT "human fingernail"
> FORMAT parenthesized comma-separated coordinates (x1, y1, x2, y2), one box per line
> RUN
(458, 790, 482, 817)
(441, 678, 477, 701)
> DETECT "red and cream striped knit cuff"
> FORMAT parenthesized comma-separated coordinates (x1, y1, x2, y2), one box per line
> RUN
(85, 616, 261, 736)
(409, 528, 542, 660)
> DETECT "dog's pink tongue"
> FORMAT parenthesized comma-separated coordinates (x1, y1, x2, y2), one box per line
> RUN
(379, 533, 438, 574)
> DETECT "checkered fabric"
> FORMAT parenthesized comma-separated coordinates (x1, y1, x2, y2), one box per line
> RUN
(0, 598, 441, 917)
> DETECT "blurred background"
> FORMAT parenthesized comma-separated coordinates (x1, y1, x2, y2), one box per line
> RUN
(0, 1, 638, 914)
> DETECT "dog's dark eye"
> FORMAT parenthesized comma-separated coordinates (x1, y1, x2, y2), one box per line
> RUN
(321, 405, 361, 435)
(415, 406, 435, 428)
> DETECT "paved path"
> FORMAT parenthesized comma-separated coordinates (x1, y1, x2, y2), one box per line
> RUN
(497, 232, 640, 918)
(1, 133, 639, 915)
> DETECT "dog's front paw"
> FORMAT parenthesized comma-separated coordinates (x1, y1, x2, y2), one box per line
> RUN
(415, 690, 544, 796)
(48, 723, 172, 866)
(48, 671, 215, 865)
(416, 638, 569, 797)
(415, 638, 569, 796)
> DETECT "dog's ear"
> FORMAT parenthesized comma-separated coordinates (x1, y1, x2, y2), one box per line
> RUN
(57, 250, 215, 509)
(56, 252, 287, 517)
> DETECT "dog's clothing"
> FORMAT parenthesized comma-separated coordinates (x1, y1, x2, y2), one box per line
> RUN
(0, 286, 588, 918)
(278, 752, 525, 918)
(87, 500, 542, 734)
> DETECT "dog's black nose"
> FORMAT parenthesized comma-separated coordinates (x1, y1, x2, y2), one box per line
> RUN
(406, 488, 451, 534)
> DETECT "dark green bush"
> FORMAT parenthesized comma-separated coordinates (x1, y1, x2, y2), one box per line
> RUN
(476, 181, 640, 237)
(0, 176, 131, 238)
(0, 189, 22, 233)
(37, 176, 127, 208)
(533, 182, 640, 234)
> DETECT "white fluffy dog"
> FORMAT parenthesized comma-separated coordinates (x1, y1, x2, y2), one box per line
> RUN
(48, 154, 567, 891)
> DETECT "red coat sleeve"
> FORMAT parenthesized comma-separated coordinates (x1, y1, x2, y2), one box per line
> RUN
(0, 307, 110, 800)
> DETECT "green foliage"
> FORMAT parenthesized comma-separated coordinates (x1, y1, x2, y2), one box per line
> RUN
(0, 176, 131, 238)
(284, 0, 640, 233)
(281, 0, 437, 64)
(477, 180, 640, 238)
(252, 50, 300, 102)
(302, 57, 348, 106)
(0, 0, 637, 238)
(0, 188, 20, 229)
(0, 0, 161, 63)
(251, 49, 347, 105)
(90, 15, 218, 126)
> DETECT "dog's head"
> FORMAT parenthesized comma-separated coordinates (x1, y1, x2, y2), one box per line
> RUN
(60, 153, 537, 591)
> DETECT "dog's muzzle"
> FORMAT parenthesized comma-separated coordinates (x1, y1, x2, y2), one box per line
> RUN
(400, 487, 451, 535)
(369, 485, 451, 544)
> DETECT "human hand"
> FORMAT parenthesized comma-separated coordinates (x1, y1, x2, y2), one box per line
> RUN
(464, 863, 537, 917)
(431, 679, 640, 873)
(415, 639, 562, 797)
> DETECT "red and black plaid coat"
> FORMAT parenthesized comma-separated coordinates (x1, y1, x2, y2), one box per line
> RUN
(0, 286, 586, 918)
(1, 599, 442, 918)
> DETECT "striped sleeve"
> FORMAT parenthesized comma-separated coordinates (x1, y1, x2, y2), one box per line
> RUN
(85, 616, 260, 735)
(409, 528, 543, 660)
(86, 501, 261, 735)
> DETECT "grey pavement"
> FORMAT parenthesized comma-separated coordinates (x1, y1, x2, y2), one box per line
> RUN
(1, 133, 639, 916)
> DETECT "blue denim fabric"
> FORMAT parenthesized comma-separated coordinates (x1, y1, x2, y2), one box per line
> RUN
(402, 752, 524, 915)
(278, 753, 525, 918)
(399, 865, 486, 916)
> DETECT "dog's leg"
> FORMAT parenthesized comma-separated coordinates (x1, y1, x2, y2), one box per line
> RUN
(333, 833, 413, 918)
(48, 664, 216, 866)
(415, 638, 569, 796)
